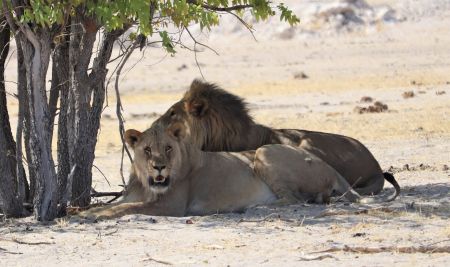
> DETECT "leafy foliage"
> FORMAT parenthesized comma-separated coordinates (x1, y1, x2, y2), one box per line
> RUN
(4, 1, 299, 52)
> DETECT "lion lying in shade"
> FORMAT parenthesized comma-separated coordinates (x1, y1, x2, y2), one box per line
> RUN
(78, 124, 396, 220)
(123, 79, 400, 203)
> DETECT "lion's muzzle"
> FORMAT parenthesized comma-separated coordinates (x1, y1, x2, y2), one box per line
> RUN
(148, 175, 170, 187)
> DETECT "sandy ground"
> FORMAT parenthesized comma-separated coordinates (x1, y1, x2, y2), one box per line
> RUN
(1, 0, 450, 265)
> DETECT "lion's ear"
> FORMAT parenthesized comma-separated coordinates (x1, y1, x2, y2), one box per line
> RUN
(185, 98, 208, 118)
(167, 122, 186, 141)
(124, 129, 142, 149)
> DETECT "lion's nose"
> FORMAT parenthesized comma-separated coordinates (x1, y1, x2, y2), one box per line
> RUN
(153, 165, 166, 172)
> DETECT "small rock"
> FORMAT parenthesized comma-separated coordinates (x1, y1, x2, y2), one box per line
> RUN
(410, 80, 423, 86)
(442, 165, 449, 171)
(352, 232, 366, 237)
(360, 96, 373, 103)
(293, 71, 309, 80)
(320, 102, 329, 105)
(436, 90, 446, 95)
(373, 101, 388, 111)
(402, 91, 415, 99)
(403, 164, 410, 171)
(177, 64, 188, 71)
(418, 90, 426, 94)
(353, 106, 366, 114)
(185, 219, 194, 224)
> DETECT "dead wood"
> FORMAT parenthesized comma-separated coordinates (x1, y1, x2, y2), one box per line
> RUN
(313, 244, 450, 254)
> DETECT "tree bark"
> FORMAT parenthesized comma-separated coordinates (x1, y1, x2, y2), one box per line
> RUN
(15, 42, 36, 203)
(67, 12, 98, 207)
(0, 16, 25, 217)
(17, 28, 58, 220)
(53, 29, 71, 216)
(68, 10, 124, 207)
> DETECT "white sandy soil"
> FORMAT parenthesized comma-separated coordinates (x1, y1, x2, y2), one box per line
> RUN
(1, 0, 450, 266)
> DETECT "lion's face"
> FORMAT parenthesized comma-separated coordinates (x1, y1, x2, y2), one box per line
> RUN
(156, 101, 189, 127)
(125, 126, 187, 195)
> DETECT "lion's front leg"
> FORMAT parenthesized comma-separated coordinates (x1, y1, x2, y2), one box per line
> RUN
(76, 202, 149, 220)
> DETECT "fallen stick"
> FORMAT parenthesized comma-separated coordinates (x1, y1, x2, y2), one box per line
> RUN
(298, 254, 337, 261)
(0, 237, 54, 245)
(141, 256, 173, 265)
(314, 207, 397, 218)
(237, 213, 295, 223)
(313, 244, 450, 254)
(0, 247, 23, 255)
(90, 190, 123, 198)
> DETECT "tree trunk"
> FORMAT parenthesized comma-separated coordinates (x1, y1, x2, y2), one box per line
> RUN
(67, 12, 98, 207)
(16, 40, 32, 204)
(53, 30, 71, 216)
(0, 16, 25, 217)
(17, 29, 58, 221)
(67, 11, 124, 207)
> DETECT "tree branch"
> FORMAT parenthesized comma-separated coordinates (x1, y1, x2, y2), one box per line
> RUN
(202, 3, 253, 12)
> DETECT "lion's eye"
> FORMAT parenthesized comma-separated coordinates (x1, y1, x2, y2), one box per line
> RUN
(144, 146, 152, 155)
(170, 110, 176, 117)
(165, 145, 172, 153)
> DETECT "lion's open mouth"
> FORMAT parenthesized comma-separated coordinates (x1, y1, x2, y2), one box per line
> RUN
(149, 175, 170, 187)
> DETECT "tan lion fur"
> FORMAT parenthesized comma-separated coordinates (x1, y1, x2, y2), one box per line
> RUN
(79, 126, 392, 220)
(121, 79, 400, 202)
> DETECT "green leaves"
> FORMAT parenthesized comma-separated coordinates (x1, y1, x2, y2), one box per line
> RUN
(6, 1, 300, 51)
(159, 30, 176, 54)
(277, 3, 300, 26)
(20, 0, 67, 27)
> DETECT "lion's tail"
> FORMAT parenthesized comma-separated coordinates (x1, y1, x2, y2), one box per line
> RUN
(383, 172, 401, 201)
(358, 173, 400, 204)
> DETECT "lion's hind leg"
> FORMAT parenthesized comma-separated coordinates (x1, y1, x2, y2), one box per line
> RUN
(254, 145, 314, 205)
(255, 144, 344, 205)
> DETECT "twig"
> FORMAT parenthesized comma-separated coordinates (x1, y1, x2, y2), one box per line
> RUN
(224, 10, 256, 41)
(314, 207, 396, 219)
(184, 27, 219, 79)
(121, 45, 148, 82)
(333, 176, 363, 203)
(237, 213, 294, 224)
(202, 3, 253, 12)
(0, 237, 54, 245)
(104, 229, 119, 236)
(92, 164, 111, 187)
(90, 190, 123, 198)
(141, 256, 173, 265)
(298, 254, 337, 261)
(112, 41, 139, 189)
(193, 42, 204, 79)
(313, 245, 450, 254)
(184, 27, 219, 55)
(0, 247, 23, 255)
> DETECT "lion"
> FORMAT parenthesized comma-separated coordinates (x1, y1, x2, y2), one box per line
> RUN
(122, 79, 400, 202)
(78, 125, 395, 220)
(254, 144, 397, 204)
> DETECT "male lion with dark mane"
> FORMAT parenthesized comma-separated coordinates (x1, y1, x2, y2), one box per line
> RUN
(122, 79, 400, 203)
(78, 124, 395, 220)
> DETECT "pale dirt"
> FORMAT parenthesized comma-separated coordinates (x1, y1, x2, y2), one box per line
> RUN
(1, 0, 450, 266)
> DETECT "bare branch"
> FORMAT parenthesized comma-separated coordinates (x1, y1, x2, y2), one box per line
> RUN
(201, 3, 253, 12)
(184, 27, 219, 55)
(112, 41, 139, 189)
(92, 164, 111, 187)
(223, 10, 257, 41)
